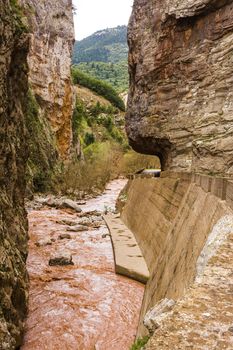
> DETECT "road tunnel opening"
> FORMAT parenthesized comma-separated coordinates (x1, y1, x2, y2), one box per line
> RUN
(128, 136, 172, 171)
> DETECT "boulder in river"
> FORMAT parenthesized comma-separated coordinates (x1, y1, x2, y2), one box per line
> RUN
(35, 238, 53, 247)
(79, 217, 103, 228)
(49, 251, 74, 266)
(59, 199, 82, 212)
(38, 197, 82, 212)
(79, 210, 102, 217)
(58, 233, 72, 240)
(56, 219, 78, 226)
(66, 225, 87, 232)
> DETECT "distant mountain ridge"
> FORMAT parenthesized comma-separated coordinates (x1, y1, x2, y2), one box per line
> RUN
(72, 26, 129, 92)
(73, 25, 128, 64)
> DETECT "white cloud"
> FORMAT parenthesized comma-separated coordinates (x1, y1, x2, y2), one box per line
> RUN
(72, 0, 134, 40)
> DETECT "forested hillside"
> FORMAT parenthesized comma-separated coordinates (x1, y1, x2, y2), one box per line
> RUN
(72, 26, 129, 92)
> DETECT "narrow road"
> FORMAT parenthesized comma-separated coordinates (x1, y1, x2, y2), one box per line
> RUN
(21, 180, 144, 350)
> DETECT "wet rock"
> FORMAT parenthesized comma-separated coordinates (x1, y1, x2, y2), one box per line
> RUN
(91, 215, 103, 222)
(59, 199, 82, 212)
(56, 219, 78, 226)
(143, 299, 176, 334)
(39, 197, 82, 212)
(92, 222, 102, 229)
(49, 251, 74, 266)
(35, 238, 53, 247)
(79, 216, 103, 229)
(78, 218, 93, 227)
(77, 201, 86, 205)
(66, 225, 87, 232)
(79, 210, 102, 217)
(37, 197, 58, 207)
(58, 233, 71, 240)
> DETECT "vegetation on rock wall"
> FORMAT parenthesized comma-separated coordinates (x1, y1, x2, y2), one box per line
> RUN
(25, 90, 58, 193)
(130, 336, 150, 350)
(72, 98, 125, 146)
(10, 0, 28, 34)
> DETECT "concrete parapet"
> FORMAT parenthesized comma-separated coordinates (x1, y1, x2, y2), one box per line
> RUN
(210, 177, 227, 200)
(161, 171, 232, 203)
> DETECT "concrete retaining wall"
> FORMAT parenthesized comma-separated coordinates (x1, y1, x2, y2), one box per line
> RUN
(121, 172, 233, 336)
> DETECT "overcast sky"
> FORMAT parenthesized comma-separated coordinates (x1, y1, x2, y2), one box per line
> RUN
(72, 0, 134, 40)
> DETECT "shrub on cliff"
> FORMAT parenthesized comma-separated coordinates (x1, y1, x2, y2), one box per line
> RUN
(130, 336, 150, 350)
(25, 90, 58, 192)
(71, 67, 125, 111)
(72, 97, 126, 148)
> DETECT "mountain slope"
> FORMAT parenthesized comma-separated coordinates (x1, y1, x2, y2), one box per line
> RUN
(73, 25, 128, 64)
(72, 26, 129, 92)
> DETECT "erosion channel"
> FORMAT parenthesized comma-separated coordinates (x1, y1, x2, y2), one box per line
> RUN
(21, 179, 144, 350)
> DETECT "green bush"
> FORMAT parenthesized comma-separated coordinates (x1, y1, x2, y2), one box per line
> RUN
(10, 0, 28, 34)
(84, 132, 95, 146)
(72, 98, 87, 144)
(72, 67, 125, 111)
(130, 336, 150, 350)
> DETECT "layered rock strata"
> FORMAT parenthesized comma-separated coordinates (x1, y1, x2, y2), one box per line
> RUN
(20, 0, 74, 159)
(0, 1, 29, 348)
(126, 0, 233, 174)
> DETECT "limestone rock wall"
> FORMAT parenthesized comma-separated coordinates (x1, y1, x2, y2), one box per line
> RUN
(126, 0, 233, 174)
(0, 1, 29, 348)
(20, 0, 74, 159)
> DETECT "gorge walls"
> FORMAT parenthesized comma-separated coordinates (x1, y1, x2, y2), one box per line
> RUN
(0, 0, 75, 347)
(17, 0, 75, 192)
(126, 0, 233, 174)
(0, 1, 29, 348)
(125, 0, 233, 347)
(20, 0, 75, 159)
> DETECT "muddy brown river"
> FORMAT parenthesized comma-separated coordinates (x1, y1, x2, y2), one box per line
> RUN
(21, 180, 144, 350)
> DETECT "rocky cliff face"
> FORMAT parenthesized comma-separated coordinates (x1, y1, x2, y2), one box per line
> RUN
(20, 0, 74, 159)
(0, 1, 29, 348)
(126, 0, 233, 175)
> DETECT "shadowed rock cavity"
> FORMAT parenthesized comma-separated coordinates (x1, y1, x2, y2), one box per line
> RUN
(128, 136, 172, 170)
(126, 0, 233, 175)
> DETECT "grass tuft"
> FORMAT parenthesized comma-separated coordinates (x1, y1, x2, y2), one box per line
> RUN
(130, 336, 150, 350)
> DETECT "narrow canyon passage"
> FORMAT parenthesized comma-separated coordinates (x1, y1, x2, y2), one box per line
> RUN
(21, 180, 144, 350)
